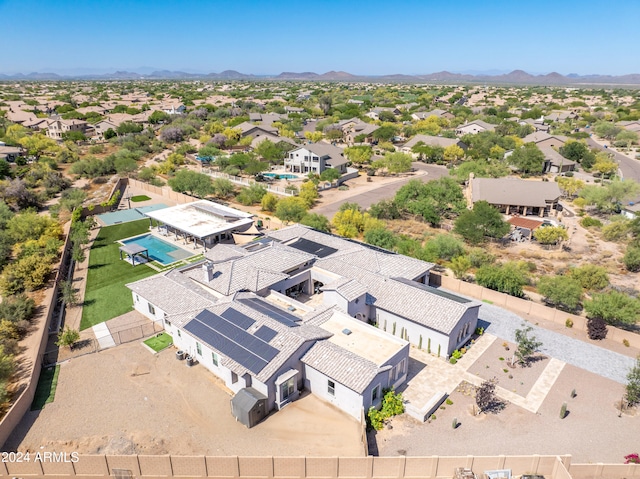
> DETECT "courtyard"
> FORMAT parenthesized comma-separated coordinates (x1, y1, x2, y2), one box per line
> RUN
(7, 341, 364, 457)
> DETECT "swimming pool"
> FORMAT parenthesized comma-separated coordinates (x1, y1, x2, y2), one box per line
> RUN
(263, 173, 298, 180)
(121, 234, 194, 265)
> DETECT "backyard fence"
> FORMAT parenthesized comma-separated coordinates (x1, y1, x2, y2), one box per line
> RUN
(42, 321, 164, 367)
(203, 168, 296, 196)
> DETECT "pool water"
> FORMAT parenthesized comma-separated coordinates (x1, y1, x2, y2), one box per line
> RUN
(263, 173, 298, 180)
(122, 234, 193, 265)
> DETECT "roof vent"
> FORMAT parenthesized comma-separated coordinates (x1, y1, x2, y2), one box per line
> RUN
(342, 329, 352, 336)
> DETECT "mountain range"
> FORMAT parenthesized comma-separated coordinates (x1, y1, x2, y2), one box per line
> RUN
(2, 69, 640, 85)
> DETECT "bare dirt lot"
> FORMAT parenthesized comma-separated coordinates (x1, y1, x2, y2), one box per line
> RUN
(7, 341, 364, 457)
(373, 363, 640, 463)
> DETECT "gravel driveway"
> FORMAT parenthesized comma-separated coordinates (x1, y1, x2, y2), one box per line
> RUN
(478, 303, 636, 384)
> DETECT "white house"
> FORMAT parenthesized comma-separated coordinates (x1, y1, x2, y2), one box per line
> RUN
(126, 224, 480, 424)
(285, 143, 348, 174)
(455, 120, 496, 136)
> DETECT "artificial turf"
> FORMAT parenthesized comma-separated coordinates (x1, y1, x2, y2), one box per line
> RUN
(31, 365, 60, 410)
(80, 219, 157, 330)
(143, 332, 173, 352)
(130, 195, 152, 202)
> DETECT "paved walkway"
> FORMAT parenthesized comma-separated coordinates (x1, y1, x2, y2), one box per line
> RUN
(92, 322, 116, 349)
(477, 302, 635, 384)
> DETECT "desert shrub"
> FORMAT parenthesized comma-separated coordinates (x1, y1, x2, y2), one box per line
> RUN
(569, 264, 609, 290)
(475, 262, 529, 297)
(468, 247, 496, 268)
(623, 246, 640, 272)
(587, 317, 608, 340)
(580, 216, 602, 228)
(367, 389, 404, 430)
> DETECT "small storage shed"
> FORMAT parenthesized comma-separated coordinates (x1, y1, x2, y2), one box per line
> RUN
(231, 387, 268, 428)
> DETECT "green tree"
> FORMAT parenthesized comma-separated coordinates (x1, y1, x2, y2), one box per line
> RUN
(374, 152, 412, 174)
(0, 159, 11, 179)
(59, 280, 79, 307)
(364, 227, 398, 250)
(319, 168, 342, 182)
(454, 201, 510, 245)
(616, 130, 638, 148)
(449, 255, 472, 279)
(236, 183, 267, 205)
(584, 291, 640, 325)
(533, 225, 569, 245)
(509, 143, 545, 174)
(333, 208, 367, 238)
(260, 192, 279, 212)
(569, 264, 609, 290)
(211, 178, 235, 198)
(395, 177, 466, 226)
(299, 181, 319, 208)
(579, 179, 640, 213)
(423, 234, 465, 262)
(344, 146, 373, 164)
(443, 144, 465, 163)
(116, 121, 143, 135)
(475, 262, 529, 297)
(0, 254, 53, 294)
(300, 213, 331, 232)
(626, 356, 640, 407)
(18, 134, 58, 159)
(513, 325, 543, 366)
(167, 170, 214, 198)
(275, 197, 308, 224)
(55, 327, 80, 349)
(593, 121, 621, 140)
(149, 110, 170, 124)
(537, 275, 582, 310)
(623, 246, 640, 272)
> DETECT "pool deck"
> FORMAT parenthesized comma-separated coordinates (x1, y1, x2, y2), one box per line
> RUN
(121, 231, 199, 265)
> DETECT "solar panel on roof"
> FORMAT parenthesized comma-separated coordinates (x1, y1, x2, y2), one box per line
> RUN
(220, 307, 255, 330)
(184, 319, 269, 374)
(238, 297, 301, 326)
(254, 325, 278, 343)
(287, 238, 337, 258)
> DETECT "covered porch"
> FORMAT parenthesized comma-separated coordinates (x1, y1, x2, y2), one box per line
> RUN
(119, 244, 150, 266)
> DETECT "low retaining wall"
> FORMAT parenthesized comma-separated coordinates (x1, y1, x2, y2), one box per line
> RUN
(128, 178, 200, 205)
(430, 273, 640, 349)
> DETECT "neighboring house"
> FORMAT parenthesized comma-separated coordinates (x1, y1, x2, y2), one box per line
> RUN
(545, 111, 579, 123)
(540, 146, 576, 174)
(0, 145, 25, 162)
(396, 102, 419, 112)
(470, 177, 562, 217)
(45, 119, 89, 140)
(6, 109, 37, 125)
(76, 105, 109, 116)
(365, 107, 400, 120)
(127, 223, 478, 424)
(285, 143, 347, 174)
(94, 120, 119, 138)
(411, 109, 454, 121)
(522, 131, 567, 150)
(248, 113, 287, 126)
(284, 106, 304, 113)
(520, 118, 550, 133)
(160, 103, 186, 115)
(347, 99, 364, 105)
(235, 121, 279, 138)
(250, 132, 298, 150)
(22, 117, 50, 131)
(455, 120, 496, 136)
(400, 134, 467, 156)
(617, 121, 640, 134)
(343, 121, 380, 145)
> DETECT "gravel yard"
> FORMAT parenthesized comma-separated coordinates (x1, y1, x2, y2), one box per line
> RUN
(7, 341, 364, 457)
(374, 364, 640, 463)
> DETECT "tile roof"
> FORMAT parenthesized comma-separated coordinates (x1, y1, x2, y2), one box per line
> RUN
(402, 134, 463, 150)
(471, 178, 562, 208)
(301, 341, 384, 394)
(322, 278, 368, 301)
(314, 258, 475, 334)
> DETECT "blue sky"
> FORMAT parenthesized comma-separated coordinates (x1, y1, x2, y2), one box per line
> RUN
(1, 0, 638, 76)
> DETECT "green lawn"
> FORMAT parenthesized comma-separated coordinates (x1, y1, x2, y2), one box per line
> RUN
(131, 195, 151, 202)
(80, 219, 157, 330)
(31, 365, 60, 410)
(144, 332, 173, 352)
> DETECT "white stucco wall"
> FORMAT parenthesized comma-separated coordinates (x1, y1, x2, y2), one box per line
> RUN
(131, 292, 164, 323)
(303, 365, 363, 420)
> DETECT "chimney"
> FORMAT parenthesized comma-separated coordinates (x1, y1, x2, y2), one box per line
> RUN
(202, 261, 214, 282)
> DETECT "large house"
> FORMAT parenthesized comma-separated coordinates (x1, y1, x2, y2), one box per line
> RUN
(285, 143, 348, 174)
(522, 131, 567, 150)
(45, 118, 89, 140)
(127, 225, 480, 424)
(470, 177, 562, 217)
